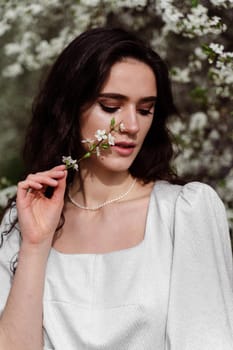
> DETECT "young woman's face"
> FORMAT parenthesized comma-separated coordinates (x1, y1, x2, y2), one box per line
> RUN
(80, 58, 157, 175)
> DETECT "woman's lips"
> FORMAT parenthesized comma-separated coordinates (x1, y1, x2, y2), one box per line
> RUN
(112, 142, 136, 156)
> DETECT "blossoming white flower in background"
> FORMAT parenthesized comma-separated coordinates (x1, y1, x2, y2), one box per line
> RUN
(2, 63, 23, 77)
(209, 43, 224, 55)
(189, 112, 208, 131)
(210, 0, 233, 7)
(171, 67, 191, 83)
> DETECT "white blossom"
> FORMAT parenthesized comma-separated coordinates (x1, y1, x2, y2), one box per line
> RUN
(209, 129, 220, 140)
(95, 129, 107, 142)
(189, 112, 208, 131)
(194, 47, 207, 60)
(119, 122, 126, 132)
(108, 133, 115, 146)
(209, 43, 224, 55)
(2, 63, 23, 78)
(4, 43, 22, 56)
(171, 67, 191, 83)
(81, 138, 95, 144)
(0, 22, 11, 36)
(62, 156, 79, 171)
(210, 0, 233, 7)
(169, 119, 185, 134)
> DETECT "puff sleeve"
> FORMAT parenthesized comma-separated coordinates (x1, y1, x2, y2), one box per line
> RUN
(166, 182, 233, 350)
(0, 206, 20, 315)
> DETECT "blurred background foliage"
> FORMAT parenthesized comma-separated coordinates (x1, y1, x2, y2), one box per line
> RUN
(0, 0, 232, 227)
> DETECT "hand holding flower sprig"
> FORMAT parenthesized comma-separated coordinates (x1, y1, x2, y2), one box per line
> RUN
(62, 118, 125, 171)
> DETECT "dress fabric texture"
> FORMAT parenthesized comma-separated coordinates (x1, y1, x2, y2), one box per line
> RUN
(0, 181, 233, 350)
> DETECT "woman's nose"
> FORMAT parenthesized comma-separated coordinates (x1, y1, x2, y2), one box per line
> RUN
(121, 106, 139, 134)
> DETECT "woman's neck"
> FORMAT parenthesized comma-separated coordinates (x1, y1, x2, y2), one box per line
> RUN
(69, 169, 135, 209)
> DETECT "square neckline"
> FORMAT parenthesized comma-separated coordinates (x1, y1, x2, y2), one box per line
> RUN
(50, 181, 160, 258)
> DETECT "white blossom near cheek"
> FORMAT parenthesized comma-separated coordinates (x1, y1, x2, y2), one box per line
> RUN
(62, 156, 79, 171)
(119, 122, 126, 132)
(95, 129, 107, 142)
(81, 138, 95, 144)
(108, 133, 115, 146)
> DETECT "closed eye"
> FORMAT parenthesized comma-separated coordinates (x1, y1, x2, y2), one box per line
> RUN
(138, 109, 153, 116)
(99, 102, 119, 114)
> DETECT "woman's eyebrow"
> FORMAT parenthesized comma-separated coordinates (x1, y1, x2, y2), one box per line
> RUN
(98, 93, 157, 103)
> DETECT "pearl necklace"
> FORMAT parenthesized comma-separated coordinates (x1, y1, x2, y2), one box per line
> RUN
(68, 178, 137, 211)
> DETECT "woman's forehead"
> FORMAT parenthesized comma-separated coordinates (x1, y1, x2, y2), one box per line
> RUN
(100, 58, 157, 98)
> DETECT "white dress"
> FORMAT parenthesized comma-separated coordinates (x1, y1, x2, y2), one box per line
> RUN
(0, 181, 233, 350)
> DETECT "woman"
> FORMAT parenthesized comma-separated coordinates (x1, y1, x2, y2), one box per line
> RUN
(0, 27, 232, 350)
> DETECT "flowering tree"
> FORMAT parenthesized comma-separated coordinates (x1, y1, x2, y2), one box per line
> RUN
(0, 0, 232, 227)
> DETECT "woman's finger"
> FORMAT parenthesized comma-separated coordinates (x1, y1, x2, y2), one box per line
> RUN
(35, 165, 66, 177)
(52, 170, 67, 202)
(27, 171, 65, 182)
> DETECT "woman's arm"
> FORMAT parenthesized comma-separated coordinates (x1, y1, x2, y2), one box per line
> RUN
(0, 165, 67, 350)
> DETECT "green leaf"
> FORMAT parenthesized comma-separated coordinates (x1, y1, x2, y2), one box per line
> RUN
(101, 144, 109, 149)
(191, 0, 199, 7)
(190, 86, 208, 105)
(110, 118, 115, 127)
(83, 152, 91, 159)
(89, 144, 95, 151)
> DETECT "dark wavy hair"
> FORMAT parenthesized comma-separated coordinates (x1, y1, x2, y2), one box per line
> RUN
(1, 27, 180, 262)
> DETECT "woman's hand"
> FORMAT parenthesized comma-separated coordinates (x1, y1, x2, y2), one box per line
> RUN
(16, 165, 67, 247)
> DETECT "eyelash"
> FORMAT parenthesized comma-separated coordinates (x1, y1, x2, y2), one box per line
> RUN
(98, 102, 153, 116)
(99, 103, 118, 114)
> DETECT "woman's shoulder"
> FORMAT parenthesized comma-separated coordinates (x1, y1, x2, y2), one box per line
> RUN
(175, 181, 226, 218)
(152, 180, 224, 208)
(166, 181, 230, 246)
(151, 181, 228, 234)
